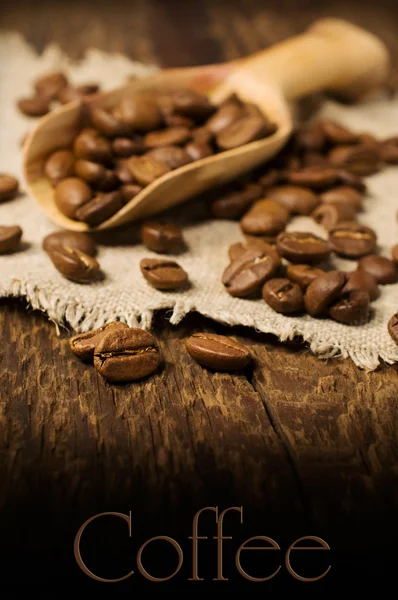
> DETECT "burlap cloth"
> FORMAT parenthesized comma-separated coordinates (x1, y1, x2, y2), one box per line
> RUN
(1, 31, 398, 370)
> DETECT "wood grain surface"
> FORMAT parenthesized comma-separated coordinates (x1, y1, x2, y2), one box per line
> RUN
(0, 0, 397, 589)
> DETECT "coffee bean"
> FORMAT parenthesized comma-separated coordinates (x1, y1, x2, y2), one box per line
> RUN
(88, 106, 128, 137)
(301, 152, 330, 168)
(112, 137, 145, 157)
(185, 333, 251, 371)
(380, 139, 398, 164)
(257, 169, 281, 189)
(311, 202, 357, 230)
(328, 290, 369, 323)
(0, 225, 22, 254)
(164, 113, 195, 128)
(75, 191, 124, 226)
(205, 101, 243, 134)
(0, 174, 19, 202)
(73, 129, 112, 163)
(388, 313, 398, 344)
(342, 270, 379, 301)
(240, 199, 290, 236)
(328, 144, 381, 176)
(286, 264, 326, 290)
(69, 322, 129, 361)
(216, 116, 274, 150)
(284, 166, 338, 189)
(44, 150, 75, 184)
(321, 119, 359, 145)
(358, 133, 378, 146)
(320, 186, 363, 211)
(392, 244, 398, 264)
(228, 239, 275, 261)
(329, 222, 377, 258)
(43, 230, 97, 256)
(222, 244, 281, 297)
(295, 122, 325, 152)
(191, 126, 213, 144)
(185, 141, 214, 161)
(267, 185, 319, 215)
(209, 183, 263, 219)
(140, 258, 188, 290)
(171, 89, 214, 120)
(147, 146, 192, 170)
(54, 177, 92, 219)
(276, 231, 330, 264)
(34, 71, 68, 99)
(48, 246, 102, 283)
(114, 160, 137, 184)
(57, 84, 99, 104)
(94, 327, 160, 382)
(357, 254, 397, 284)
(144, 127, 191, 148)
(118, 93, 163, 131)
(127, 155, 170, 186)
(336, 170, 366, 192)
(244, 233, 278, 246)
(140, 222, 185, 253)
(74, 159, 107, 187)
(262, 278, 304, 314)
(18, 93, 51, 117)
(304, 271, 346, 316)
(120, 184, 143, 204)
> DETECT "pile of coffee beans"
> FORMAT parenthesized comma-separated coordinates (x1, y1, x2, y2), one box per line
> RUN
(70, 324, 251, 382)
(41, 88, 276, 226)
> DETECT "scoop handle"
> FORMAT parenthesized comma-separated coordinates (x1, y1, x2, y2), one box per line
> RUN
(238, 18, 390, 100)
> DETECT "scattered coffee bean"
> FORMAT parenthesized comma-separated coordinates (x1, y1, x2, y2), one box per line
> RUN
(284, 166, 338, 190)
(147, 146, 192, 170)
(328, 290, 370, 323)
(228, 239, 275, 261)
(94, 327, 160, 382)
(286, 264, 325, 290)
(48, 246, 101, 283)
(311, 202, 357, 230)
(304, 271, 346, 316)
(17, 95, 50, 117)
(73, 129, 112, 163)
(321, 119, 358, 145)
(34, 71, 68, 99)
(216, 116, 274, 150)
(69, 321, 129, 361)
(54, 177, 92, 219)
(0, 174, 19, 202)
(185, 333, 251, 371)
(276, 231, 330, 264)
(328, 144, 381, 176)
(240, 199, 290, 236)
(357, 254, 397, 284)
(127, 155, 170, 186)
(185, 141, 214, 161)
(75, 191, 124, 226)
(144, 126, 191, 148)
(140, 258, 188, 290)
(380, 139, 398, 164)
(319, 186, 363, 211)
(342, 270, 379, 301)
(210, 183, 263, 219)
(57, 84, 99, 104)
(140, 222, 185, 253)
(0, 225, 23, 254)
(388, 313, 398, 344)
(222, 244, 281, 297)
(44, 150, 75, 184)
(262, 278, 304, 314)
(42, 230, 97, 256)
(329, 221, 377, 258)
(391, 244, 398, 264)
(267, 185, 319, 215)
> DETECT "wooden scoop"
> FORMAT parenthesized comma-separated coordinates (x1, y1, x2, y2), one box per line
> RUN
(24, 18, 389, 231)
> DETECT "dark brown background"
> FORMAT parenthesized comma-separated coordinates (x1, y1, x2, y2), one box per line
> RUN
(0, 0, 397, 591)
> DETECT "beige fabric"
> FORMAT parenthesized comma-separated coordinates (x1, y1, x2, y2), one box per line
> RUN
(1, 31, 398, 370)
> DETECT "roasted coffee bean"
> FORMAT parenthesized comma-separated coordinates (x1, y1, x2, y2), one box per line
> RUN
(380, 139, 398, 164)
(171, 89, 214, 120)
(0, 174, 19, 202)
(114, 160, 137, 184)
(69, 322, 129, 361)
(112, 137, 145, 157)
(222, 245, 281, 297)
(127, 155, 170, 186)
(0, 225, 22, 254)
(75, 191, 124, 226)
(118, 93, 163, 131)
(140, 222, 185, 253)
(321, 119, 359, 145)
(342, 270, 379, 301)
(205, 101, 243, 134)
(185, 141, 213, 161)
(304, 270, 346, 316)
(75, 160, 119, 191)
(144, 126, 191, 148)
(34, 71, 68, 99)
(320, 186, 363, 211)
(358, 133, 378, 146)
(73, 129, 112, 163)
(48, 246, 101, 283)
(267, 185, 319, 215)
(140, 258, 188, 290)
(388, 313, 398, 344)
(209, 183, 263, 219)
(17, 95, 50, 117)
(262, 278, 304, 314)
(244, 233, 278, 246)
(286, 264, 326, 290)
(329, 290, 369, 323)
(43, 230, 97, 256)
(336, 169, 367, 192)
(120, 184, 143, 204)
(301, 152, 330, 168)
(311, 202, 357, 230)
(147, 145, 191, 170)
(164, 113, 195, 128)
(185, 333, 251, 371)
(240, 199, 290, 237)
(257, 169, 281, 189)
(228, 239, 275, 261)
(392, 244, 398, 264)
(329, 222, 377, 259)
(94, 328, 160, 382)
(295, 122, 325, 152)
(54, 177, 92, 218)
(88, 106, 128, 137)
(191, 126, 213, 144)
(357, 254, 397, 284)
(284, 166, 338, 189)
(276, 231, 330, 264)
(328, 144, 381, 176)
(44, 150, 75, 184)
(57, 84, 99, 104)
(216, 116, 274, 150)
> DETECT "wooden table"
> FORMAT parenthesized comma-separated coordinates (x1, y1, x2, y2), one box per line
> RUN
(1, 0, 397, 591)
